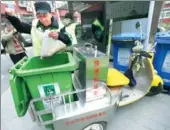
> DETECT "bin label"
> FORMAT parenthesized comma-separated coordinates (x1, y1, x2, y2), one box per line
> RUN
(38, 83, 62, 109)
(118, 48, 131, 66)
(162, 51, 170, 73)
(43, 84, 56, 97)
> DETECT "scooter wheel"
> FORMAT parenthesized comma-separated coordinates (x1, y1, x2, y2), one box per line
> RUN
(146, 83, 163, 96)
(83, 122, 107, 130)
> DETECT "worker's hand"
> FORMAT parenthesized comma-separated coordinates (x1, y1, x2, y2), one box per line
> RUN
(5, 9, 14, 16)
(48, 31, 59, 40)
(13, 29, 17, 35)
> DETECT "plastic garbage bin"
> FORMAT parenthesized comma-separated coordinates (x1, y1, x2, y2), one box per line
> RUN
(112, 33, 146, 72)
(153, 32, 170, 88)
(9, 52, 77, 129)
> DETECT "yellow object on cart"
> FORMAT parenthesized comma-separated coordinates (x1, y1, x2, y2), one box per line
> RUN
(107, 68, 129, 87)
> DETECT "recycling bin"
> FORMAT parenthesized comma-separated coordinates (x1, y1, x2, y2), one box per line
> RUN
(9, 52, 77, 129)
(153, 32, 170, 88)
(112, 33, 146, 72)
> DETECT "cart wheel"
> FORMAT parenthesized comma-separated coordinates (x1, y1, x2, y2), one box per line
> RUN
(83, 122, 107, 130)
(146, 83, 163, 96)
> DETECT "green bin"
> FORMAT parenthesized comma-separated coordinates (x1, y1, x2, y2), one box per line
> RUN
(9, 52, 77, 129)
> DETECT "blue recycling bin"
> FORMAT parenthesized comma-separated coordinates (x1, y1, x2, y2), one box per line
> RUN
(153, 32, 170, 88)
(112, 33, 146, 73)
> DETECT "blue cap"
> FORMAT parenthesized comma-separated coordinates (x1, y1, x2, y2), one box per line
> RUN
(34, 2, 51, 14)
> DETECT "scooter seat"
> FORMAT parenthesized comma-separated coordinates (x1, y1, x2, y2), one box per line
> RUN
(107, 68, 129, 87)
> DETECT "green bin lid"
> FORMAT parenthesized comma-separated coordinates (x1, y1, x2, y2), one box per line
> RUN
(9, 52, 77, 77)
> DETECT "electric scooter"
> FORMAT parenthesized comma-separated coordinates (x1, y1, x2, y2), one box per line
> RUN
(107, 22, 163, 107)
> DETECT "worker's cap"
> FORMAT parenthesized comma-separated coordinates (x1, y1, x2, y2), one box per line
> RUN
(34, 2, 51, 14)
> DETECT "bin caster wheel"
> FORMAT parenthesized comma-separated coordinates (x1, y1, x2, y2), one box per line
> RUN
(83, 122, 106, 130)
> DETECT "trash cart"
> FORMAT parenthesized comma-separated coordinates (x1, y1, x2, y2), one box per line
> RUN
(9, 52, 77, 129)
(112, 33, 146, 72)
(153, 32, 170, 91)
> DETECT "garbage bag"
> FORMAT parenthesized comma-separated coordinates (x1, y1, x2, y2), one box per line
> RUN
(40, 31, 66, 58)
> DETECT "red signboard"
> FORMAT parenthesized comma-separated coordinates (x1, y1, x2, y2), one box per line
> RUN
(93, 59, 100, 95)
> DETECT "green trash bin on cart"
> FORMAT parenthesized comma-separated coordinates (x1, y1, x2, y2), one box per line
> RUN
(9, 52, 77, 129)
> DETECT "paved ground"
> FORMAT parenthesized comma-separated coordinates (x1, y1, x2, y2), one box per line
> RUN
(108, 94, 170, 130)
(1, 47, 170, 130)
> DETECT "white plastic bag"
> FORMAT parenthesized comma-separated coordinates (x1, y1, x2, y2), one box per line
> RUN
(40, 30, 66, 58)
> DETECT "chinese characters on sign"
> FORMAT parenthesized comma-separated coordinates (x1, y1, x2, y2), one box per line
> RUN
(93, 59, 100, 95)
(65, 112, 106, 126)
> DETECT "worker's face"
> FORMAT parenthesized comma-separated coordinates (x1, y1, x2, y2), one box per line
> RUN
(36, 12, 52, 26)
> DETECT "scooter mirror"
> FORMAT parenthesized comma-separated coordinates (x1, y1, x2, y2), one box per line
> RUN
(135, 22, 141, 30)
(135, 21, 143, 41)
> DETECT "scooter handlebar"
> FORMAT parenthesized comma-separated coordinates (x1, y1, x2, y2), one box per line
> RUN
(140, 51, 152, 58)
(133, 51, 152, 58)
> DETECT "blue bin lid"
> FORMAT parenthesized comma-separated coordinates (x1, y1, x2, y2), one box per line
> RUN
(155, 32, 170, 44)
(112, 33, 146, 41)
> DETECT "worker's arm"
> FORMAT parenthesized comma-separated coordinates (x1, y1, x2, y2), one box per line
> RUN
(5, 12, 31, 34)
(58, 30, 72, 46)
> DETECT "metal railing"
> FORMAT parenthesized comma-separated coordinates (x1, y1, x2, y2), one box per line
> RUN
(30, 83, 113, 126)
